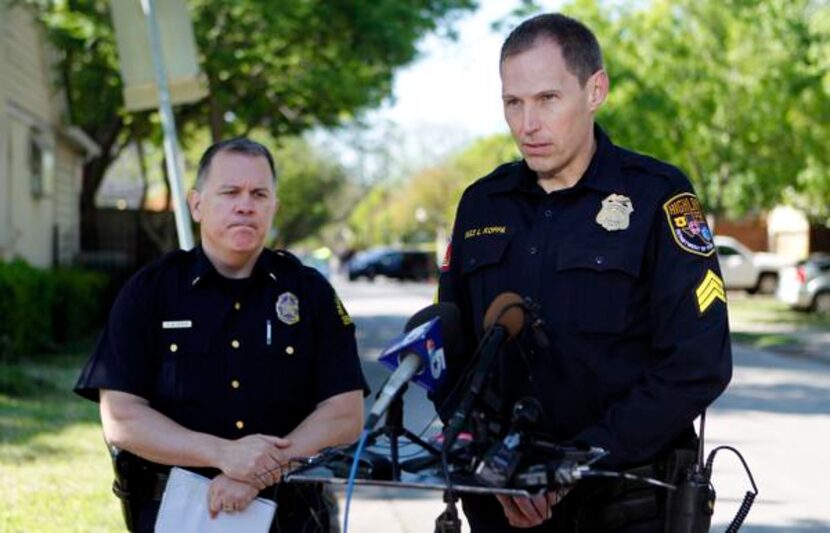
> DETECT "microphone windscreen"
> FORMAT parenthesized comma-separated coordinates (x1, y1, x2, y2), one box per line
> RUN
(483, 292, 524, 338)
(405, 302, 465, 361)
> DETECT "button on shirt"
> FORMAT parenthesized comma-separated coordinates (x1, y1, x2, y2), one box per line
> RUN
(438, 125, 732, 468)
(75, 247, 367, 441)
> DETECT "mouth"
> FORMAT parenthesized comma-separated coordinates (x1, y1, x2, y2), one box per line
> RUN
(521, 142, 552, 156)
(228, 223, 257, 231)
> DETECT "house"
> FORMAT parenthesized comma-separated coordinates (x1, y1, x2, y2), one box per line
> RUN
(0, 2, 98, 268)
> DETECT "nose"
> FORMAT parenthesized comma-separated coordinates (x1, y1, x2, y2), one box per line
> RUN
(234, 192, 255, 214)
(522, 105, 541, 135)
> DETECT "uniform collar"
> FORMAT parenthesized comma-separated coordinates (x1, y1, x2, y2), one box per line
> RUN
(488, 124, 626, 196)
(188, 245, 280, 289)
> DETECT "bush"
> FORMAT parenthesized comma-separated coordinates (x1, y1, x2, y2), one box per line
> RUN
(0, 260, 107, 359)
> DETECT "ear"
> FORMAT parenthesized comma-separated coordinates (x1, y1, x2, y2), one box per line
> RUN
(586, 69, 609, 112)
(188, 189, 202, 223)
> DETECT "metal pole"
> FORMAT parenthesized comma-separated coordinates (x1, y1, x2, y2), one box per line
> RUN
(140, 0, 194, 250)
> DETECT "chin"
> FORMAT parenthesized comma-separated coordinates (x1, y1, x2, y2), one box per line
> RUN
(524, 156, 559, 175)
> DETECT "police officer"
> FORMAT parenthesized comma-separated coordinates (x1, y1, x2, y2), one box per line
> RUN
(75, 138, 367, 532)
(438, 14, 732, 532)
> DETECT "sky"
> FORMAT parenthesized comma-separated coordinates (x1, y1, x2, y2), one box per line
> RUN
(319, 0, 563, 181)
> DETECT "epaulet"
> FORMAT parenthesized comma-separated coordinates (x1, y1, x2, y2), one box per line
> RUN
(618, 147, 690, 189)
(465, 160, 521, 194)
(272, 248, 303, 267)
(140, 248, 189, 275)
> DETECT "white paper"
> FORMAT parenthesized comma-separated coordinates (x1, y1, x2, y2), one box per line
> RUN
(155, 467, 277, 533)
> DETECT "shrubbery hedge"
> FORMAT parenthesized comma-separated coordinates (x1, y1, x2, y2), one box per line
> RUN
(0, 259, 107, 359)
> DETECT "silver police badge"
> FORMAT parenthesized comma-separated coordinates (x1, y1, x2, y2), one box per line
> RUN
(276, 292, 300, 325)
(596, 194, 634, 231)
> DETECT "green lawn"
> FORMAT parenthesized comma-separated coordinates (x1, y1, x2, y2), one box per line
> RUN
(0, 354, 123, 533)
(726, 293, 830, 351)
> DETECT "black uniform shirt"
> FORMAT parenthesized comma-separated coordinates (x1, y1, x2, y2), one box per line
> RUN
(439, 125, 732, 468)
(75, 246, 367, 440)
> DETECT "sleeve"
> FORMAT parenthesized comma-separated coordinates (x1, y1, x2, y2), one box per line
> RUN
(574, 183, 733, 467)
(434, 192, 478, 414)
(307, 271, 369, 402)
(74, 273, 157, 402)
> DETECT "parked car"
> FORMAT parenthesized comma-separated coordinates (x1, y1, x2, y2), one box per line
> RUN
(714, 236, 790, 294)
(347, 248, 434, 281)
(776, 254, 830, 314)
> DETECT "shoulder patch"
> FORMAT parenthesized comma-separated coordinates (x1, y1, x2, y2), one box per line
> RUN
(663, 193, 715, 257)
(334, 295, 353, 326)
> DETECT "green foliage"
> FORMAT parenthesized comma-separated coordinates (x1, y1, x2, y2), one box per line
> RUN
(26, 0, 477, 243)
(561, 0, 830, 218)
(348, 133, 519, 247)
(0, 261, 106, 359)
(0, 260, 54, 359)
(272, 137, 348, 246)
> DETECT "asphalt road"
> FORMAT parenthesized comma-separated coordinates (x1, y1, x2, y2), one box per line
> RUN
(330, 277, 830, 533)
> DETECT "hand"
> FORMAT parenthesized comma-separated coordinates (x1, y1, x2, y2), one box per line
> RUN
(207, 474, 258, 519)
(218, 434, 291, 490)
(495, 487, 572, 528)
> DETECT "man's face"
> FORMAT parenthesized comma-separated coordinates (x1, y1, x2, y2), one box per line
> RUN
(500, 39, 606, 180)
(188, 151, 277, 259)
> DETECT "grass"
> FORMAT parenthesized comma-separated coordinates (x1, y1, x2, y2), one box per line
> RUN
(727, 293, 830, 352)
(0, 353, 123, 533)
(726, 294, 830, 329)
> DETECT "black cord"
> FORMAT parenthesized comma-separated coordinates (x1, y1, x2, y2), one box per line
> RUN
(704, 445, 758, 532)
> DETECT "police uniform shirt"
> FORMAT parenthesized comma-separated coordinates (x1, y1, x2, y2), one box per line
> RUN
(439, 125, 732, 468)
(75, 246, 367, 441)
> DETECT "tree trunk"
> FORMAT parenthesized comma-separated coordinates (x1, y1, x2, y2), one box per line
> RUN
(79, 118, 125, 251)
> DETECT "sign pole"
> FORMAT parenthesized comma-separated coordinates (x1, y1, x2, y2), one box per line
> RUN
(140, 0, 194, 250)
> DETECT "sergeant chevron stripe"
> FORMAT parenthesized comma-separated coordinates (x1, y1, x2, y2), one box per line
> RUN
(695, 270, 726, 314)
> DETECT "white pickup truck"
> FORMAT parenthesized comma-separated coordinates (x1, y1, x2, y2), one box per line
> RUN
(714, 236, 791, 294)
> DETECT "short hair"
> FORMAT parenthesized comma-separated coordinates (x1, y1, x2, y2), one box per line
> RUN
(500, 13, 604, 87)
(194, 137, 277, 190)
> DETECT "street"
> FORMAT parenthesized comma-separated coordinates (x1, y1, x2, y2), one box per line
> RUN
(332, 278, 830, 532)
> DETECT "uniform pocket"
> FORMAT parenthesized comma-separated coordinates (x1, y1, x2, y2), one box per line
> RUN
(461, 233, 515, 332)
(250, 325, 314, 413)
(556, 246, 642, 334)
(154, 330, 212, 403)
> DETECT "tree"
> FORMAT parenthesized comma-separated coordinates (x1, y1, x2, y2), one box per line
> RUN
(497, 0, 830, 220)
(28, 0, 477, 250)
(272, 137, 348, 246)
(348, 133, 518, 247)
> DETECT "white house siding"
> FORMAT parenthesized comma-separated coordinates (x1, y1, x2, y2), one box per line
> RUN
(0, 3, 89, 267)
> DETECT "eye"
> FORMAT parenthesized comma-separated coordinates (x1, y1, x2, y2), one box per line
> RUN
(503, 97, 520, 108)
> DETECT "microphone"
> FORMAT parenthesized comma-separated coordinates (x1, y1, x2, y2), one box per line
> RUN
(442, 292, 525, 451)
(366, 303, 462, 429)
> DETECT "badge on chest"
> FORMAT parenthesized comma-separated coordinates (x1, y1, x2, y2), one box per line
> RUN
(596, 193, 634, 231)
(276, 292, 300, 325)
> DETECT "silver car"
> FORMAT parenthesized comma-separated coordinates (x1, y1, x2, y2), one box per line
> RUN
(776, 254, 830, 313)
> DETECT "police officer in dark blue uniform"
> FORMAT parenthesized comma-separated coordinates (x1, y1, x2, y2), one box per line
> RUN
(75, 138, 367, 532)
(438, 14, 732, 532)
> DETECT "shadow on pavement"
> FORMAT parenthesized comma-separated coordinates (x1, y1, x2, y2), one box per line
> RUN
(714, 345, 830, 416)
(726, 521, 830, 533)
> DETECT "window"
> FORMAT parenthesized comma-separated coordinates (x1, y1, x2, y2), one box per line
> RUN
(28, 128, 54, 198)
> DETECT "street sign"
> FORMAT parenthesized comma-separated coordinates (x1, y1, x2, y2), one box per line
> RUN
(110, 0, 207, 112)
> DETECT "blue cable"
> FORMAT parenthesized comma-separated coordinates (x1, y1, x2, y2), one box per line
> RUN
(342, 428, 370, 533)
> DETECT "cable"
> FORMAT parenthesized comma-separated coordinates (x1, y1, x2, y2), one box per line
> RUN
(704, 445, 758, 533)
(342, 428, 370, 533)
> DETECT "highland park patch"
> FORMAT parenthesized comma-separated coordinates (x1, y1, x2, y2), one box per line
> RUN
(663, 193, 715, 257)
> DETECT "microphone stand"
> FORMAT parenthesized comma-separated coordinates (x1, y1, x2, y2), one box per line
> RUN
(366, 383, 442, 481)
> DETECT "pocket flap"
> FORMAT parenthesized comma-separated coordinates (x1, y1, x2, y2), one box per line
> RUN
(461, 234, 513, 275)
(556, 246, 641, 277)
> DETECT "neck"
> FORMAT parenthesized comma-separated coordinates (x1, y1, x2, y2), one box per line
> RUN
(536, 129, 597, 193)
(201, 243, 262, 279)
